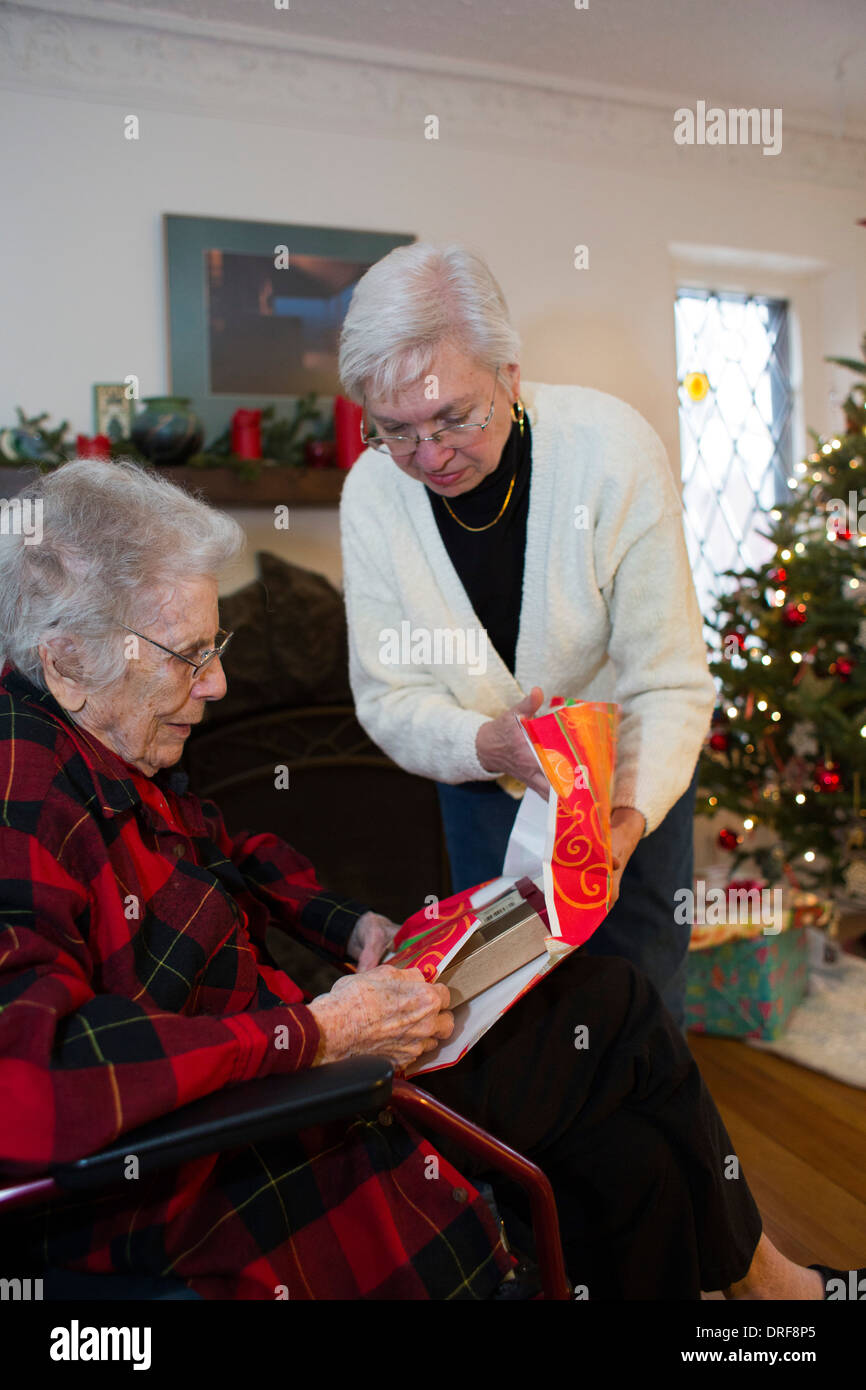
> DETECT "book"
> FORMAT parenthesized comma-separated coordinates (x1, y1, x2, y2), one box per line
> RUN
(386, 876, 551, 1008)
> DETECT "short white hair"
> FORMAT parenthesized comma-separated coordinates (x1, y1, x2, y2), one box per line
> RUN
(0, 457, 245, 692)
(338, 242, 521, 402)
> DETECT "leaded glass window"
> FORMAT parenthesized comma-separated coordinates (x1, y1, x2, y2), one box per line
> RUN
(674, 289, 795, 630)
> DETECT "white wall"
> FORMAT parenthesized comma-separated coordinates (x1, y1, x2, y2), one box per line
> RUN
(2, 62, 865, 598)
(1, 22, 864, 580)
(2, 15, 864, 873)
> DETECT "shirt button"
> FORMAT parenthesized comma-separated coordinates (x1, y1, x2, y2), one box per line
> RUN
(377, 1110, 393, 1126)
(452, 1187, 468, 1203)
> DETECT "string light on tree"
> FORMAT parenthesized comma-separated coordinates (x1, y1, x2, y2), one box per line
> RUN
(698, 331, 866, 894)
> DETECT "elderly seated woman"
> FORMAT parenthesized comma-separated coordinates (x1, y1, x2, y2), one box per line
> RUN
(0, 459, 840, 1301)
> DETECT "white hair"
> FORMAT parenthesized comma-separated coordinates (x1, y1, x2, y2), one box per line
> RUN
(338, 242, 521, 403)
(0, 457, 245, 692)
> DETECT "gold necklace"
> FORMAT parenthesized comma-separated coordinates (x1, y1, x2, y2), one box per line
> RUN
(441, 469, 517, 532)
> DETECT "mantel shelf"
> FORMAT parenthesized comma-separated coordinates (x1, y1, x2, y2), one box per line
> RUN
(0, 462, 348, 509)
(159, 464, 347, 508)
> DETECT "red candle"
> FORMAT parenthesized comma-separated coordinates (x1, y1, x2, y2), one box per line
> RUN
(77, 434, 111, 460)
(334, 396, 365, 471)
(231, 409, 262, 460)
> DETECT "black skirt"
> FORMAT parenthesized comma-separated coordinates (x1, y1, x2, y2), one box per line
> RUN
(417, 951, 764, 1299)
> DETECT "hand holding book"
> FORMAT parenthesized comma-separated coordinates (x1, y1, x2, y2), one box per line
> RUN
(308, 967, 453, 1070)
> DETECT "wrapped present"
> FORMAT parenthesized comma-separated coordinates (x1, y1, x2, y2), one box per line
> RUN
(515, 698, 620, 943)
(688, 882, 828, 950)
(686, 882, 812, 1039)
(387, 697, 619, 1074)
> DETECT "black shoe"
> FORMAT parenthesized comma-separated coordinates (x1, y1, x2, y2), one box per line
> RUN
(808, 1263, 866, 1300)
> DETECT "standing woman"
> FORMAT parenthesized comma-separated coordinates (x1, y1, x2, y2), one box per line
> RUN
(338, 243, 714, 1029)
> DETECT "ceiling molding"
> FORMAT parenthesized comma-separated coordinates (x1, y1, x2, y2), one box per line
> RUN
(2, 2, 865, 190)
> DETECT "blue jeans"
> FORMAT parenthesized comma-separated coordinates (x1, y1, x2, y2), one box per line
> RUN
(435, 763, 699, 1031)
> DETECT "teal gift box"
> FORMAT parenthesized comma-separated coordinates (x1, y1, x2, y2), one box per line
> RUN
(685, 925, 809, 1040)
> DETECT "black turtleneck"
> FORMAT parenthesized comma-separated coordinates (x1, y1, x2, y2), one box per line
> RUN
(428, 414, 532, 675)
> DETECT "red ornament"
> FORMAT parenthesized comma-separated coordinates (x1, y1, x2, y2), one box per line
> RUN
(304, 438, 336, 468)
(782, 602, 808, 626)
(813, 761, 842, 793)
(718, 828, 740, 851)
(723, 630, 747, 653)
(727, 877, 764, 907)
(768, 567, 788, 584)
(835, 657, 855, 681)
(709, 732, 730, 752)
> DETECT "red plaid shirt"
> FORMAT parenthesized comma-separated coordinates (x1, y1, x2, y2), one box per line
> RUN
(0, 666, 512, 1299)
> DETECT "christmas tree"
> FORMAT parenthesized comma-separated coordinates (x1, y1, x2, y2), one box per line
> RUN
(698, 336, 866, 899)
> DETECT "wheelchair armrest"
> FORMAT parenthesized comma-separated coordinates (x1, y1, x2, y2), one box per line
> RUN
(52, 1056, 394, 1195)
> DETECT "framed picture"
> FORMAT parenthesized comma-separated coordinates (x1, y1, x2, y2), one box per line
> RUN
(93, 383, 135, 441)
(164, 215, 415, 441)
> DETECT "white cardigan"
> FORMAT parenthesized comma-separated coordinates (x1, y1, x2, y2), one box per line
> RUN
(339, 381, 715, 838)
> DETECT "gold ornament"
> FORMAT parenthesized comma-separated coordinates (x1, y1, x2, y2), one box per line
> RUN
(683, 372, 710, 402)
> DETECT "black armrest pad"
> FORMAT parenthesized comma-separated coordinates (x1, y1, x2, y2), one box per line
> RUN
(55, 1056, 394, 1194)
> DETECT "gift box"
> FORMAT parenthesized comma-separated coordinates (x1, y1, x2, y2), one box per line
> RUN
(685, 883, 815, 1039)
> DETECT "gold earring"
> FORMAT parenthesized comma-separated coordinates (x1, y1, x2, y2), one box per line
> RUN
(511, 398, 525, 437)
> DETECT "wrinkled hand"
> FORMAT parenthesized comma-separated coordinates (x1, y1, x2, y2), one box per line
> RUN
(347, 910, 400, 971)
(609, 808, 646, 906)
(308, 965, 454, 1072)
(475, 686, 549, 797)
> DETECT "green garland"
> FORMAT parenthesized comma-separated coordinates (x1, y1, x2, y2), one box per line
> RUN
(0, 394, 331, 480)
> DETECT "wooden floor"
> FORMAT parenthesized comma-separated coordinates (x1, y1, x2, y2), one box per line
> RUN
(687, 1030, 866, 1282)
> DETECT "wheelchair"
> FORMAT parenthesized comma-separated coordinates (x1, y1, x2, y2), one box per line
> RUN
(0, 1057, 572, 1301)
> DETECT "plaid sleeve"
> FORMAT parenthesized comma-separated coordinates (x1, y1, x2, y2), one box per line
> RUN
(0, 825, 321, 1176)
(199, 801, 372, 963)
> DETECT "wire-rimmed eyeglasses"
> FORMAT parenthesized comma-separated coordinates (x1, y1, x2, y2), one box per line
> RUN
(121, 625, 234, 678)
(360, 368, 500, 459)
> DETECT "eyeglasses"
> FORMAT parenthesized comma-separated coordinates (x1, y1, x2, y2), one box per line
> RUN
(361, 368, 500, 459)
(122, 625, 234, 678)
